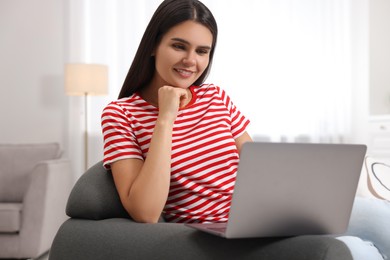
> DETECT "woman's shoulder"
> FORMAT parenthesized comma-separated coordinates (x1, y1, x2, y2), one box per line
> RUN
(102, 94, 145, 116)
(104, 94, 142, 109)
(196, 83, 229, 98)
(195, 83, 224, 95)
(198, 83, 216, 90)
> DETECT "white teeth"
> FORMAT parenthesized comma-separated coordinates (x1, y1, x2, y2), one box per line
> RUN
(176, 69, 192, 76)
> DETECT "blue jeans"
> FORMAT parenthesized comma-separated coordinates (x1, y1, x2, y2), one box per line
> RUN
(336, 236, 384, 259)
(341, 196, 390, 259)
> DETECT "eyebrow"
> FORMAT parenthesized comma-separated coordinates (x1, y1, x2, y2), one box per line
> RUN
(171, 37, 212, 49)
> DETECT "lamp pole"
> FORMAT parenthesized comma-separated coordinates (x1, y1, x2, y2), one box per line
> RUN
(84, 92, 88, 172)
(64, 63, 108, 173)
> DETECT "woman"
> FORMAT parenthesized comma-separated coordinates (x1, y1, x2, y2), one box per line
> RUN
(102, 0, 252, 224)
(101, 0, 386, 258)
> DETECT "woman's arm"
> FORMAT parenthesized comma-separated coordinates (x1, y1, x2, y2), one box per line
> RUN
(235, 131, 253, 154)
(111, 119, 173, 223)
(110, 86, 190, 223)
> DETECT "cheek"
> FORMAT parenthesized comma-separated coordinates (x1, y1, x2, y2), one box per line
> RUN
(156, 50, 176, 71)
(155, 54, 171, 75)
(199, 57, 210, 72)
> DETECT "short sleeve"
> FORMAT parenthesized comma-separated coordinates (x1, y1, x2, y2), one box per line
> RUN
(215, 86, 250, 139)
(101, 101, 144, 169)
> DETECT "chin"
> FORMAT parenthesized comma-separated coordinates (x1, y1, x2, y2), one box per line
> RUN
(172, 82, 193, 89)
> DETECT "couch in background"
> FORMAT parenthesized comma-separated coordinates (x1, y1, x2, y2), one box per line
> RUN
(0, 143, 72, 259)
(49, 161, 353, 260)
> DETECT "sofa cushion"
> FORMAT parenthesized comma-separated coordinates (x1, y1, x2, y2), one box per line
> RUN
(0, 143, 61, 202)
(50, 218, 353, 260)
(66, 161, 130, 220)
(0, 203, 22, 233)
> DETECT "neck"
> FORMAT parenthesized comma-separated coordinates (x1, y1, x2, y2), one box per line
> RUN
(139, 88, 159, 107)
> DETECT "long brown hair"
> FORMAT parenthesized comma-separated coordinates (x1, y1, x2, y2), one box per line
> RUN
(118, 0, 218, 99)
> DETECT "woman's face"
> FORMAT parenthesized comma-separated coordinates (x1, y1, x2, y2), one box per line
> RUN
(152, 20, 213, 90)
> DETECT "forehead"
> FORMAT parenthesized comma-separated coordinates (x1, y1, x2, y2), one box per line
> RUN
(162, 20, 213, 47)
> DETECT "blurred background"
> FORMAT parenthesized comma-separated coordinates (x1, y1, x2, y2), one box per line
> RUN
(1, 0, 389, 179)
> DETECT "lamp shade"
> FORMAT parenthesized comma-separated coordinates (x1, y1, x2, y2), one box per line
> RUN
(65, 63, 108, 96)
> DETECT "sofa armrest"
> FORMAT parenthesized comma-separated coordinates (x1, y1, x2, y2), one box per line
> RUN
(19, 159, 72, 258)
(66, 161, 130, 220)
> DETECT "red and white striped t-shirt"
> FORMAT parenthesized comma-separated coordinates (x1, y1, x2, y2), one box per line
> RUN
(101, 83, 250, 223)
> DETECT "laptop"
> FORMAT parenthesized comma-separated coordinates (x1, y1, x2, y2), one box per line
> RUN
(185, 142, 367, 239)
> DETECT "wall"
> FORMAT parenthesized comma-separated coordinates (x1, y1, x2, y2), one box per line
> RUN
(0, 0, 67, 148)
(349, 0, 370, 145)
(369, 0, 390, 115)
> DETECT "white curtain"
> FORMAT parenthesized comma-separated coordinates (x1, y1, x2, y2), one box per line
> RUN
(204, 0, 353, 143)
(65, 0, 361, 175)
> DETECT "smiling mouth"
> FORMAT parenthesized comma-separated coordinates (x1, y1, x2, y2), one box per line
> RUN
(174, 68, 195, 78)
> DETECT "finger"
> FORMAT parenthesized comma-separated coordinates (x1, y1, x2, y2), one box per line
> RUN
(179, 91, 189, 108)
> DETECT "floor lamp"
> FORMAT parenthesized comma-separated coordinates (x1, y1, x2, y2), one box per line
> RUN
(65, 63, 108, 171)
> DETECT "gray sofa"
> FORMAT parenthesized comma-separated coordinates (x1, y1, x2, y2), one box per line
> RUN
(49, 161, 353, 260)
(0, 143, 72, 259)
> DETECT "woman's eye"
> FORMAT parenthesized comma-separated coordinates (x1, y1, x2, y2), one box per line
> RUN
(197, 48, 209, 55)
(172, 44, 185, 50)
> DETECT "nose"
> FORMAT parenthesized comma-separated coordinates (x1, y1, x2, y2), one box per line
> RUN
(182, 51, 196, 66)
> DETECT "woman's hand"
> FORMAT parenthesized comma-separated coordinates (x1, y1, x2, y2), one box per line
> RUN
(157, 86, 190, 122)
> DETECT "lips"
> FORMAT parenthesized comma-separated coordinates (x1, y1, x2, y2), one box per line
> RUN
(174, 68, 195, 78)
